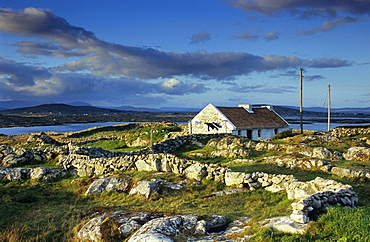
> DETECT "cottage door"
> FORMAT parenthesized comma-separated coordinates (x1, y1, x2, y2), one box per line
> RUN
(247, 130, 252, 139)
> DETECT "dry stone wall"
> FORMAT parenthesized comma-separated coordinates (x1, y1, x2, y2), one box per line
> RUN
(331, 125, 370, 137)
(59, 152, 357, 224)
(0, 166, 74, 181)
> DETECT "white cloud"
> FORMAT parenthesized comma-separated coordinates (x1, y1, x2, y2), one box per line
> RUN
(156, 78, 208, 95)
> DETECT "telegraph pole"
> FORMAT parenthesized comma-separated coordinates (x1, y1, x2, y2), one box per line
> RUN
(300, 68, 304, 134)
(328, 84, 331, 131)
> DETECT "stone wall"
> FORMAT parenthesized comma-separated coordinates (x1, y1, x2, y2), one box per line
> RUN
(331, 125, 370, 137)
(58, 152, 357, 224)
(0, 166, 74, 181)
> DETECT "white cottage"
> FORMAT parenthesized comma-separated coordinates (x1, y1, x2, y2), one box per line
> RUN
(189, 103, 290, 140)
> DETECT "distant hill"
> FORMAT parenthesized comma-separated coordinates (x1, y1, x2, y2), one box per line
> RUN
(67, 102, 93, 107)
(305, 107, 370, 114)
(114, 106, 159, 112)
(159, 107, 201, 112)
(0, 103, 127, 115)
(273, 106, 327, 117)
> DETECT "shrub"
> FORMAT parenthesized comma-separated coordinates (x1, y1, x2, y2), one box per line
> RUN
(271, 130, 295, 140)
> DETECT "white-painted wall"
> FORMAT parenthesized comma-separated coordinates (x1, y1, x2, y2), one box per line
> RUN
(190, 103, 290, 139)
(231, 127, 290, 140)
(190, 104, 234, 135)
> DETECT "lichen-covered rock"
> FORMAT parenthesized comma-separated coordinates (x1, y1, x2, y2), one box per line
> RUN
(2, 154, 28, 166)
(127, 137, 149, 147)
(331, 167, 370, 180)
(264, 156, 330, 170)
(224, 172, 248, 186)
(210, 149, 249, 158)
(77, 216, 105, 241)
(263, 216, 308, 234)
(129, 181, 160, 198)
(85, 177, 130, 195)
(194, 220, 208, 234)
(312, 147, 332, 159)
(78, 211, 161, 242)
(216, 137, 243, 150)
(4, 169, 23, 181)
(119, 221, 142, 236)
(128, 216, 193, 242)
(184, 163, 208, 181)
(343, 147, 370, 161)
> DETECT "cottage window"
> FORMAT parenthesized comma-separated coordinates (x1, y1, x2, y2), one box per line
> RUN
(258, 130, 261, 137)
(274, 128, 279, 135)
(238, 130, 242, 135)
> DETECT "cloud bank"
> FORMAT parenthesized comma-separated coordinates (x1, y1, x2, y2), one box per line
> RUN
(0, 7, 354, 106)
(226, 0, 370, 17)
(227, 0, 370, 35)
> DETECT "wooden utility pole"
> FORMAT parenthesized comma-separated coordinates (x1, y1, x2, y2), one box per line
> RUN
(300, 68, 304, 134)
(328, 84, 331, 131)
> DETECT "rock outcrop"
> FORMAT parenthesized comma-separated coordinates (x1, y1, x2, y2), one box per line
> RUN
(343, 147, 370, 161)
(263, 156, 330, 170)
(85, 177, 131, 195)
(77, 211, 229, 242)
(77, 211, 164, 241)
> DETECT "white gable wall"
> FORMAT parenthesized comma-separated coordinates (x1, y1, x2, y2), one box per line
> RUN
(232, 127, 290, 140)
(190, 103, 235, 135)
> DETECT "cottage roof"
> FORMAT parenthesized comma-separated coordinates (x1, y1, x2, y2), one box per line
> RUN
(217, 106, 289, 129)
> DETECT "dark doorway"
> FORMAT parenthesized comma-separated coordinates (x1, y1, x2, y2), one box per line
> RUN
(247, 130, 252, 139)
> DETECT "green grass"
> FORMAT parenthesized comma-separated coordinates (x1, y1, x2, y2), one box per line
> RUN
(333, 159, 370, 172)
(248, 206, 370, 242)
(0, 172, 293, 241)
(0, 178, 89, 241)
(81, 139, 128, 151)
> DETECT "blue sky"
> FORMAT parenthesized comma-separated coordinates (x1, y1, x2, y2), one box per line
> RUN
(0, 0, 369, 109)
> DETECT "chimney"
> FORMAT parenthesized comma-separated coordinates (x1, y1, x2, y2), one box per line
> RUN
(261, 105, 273, 111)
(238, 104, 254, 113)
(239, 104, 274, 112)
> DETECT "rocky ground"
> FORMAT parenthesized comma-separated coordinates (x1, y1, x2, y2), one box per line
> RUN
(0, 123, 369, 241)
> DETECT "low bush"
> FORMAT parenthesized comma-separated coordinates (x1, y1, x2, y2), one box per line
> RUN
(271, 130, 295, 140)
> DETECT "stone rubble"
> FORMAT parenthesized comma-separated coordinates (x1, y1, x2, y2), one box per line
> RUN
(1, 130, 368, 240)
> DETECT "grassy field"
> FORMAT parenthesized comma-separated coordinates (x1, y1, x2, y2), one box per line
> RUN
(1, 124, 369, 241)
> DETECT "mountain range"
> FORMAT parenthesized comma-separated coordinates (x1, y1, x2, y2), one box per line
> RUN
(0, 103, 369, 116)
